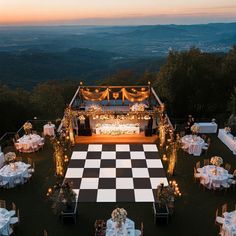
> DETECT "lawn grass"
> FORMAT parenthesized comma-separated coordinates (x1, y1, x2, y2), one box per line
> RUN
(1, 134, 236, 236)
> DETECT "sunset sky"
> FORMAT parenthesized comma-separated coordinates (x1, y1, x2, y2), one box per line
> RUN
(1, 0, 236, 25)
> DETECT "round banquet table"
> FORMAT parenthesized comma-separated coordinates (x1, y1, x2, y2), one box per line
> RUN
(43, 124, 55, 136)
(198, 165, 230, 189)
(0, 208, 11, 235)
(0, 161, 30, 188)
(106, 218, 135, 236)
(17, 134, 42, 153)
(223, 210, 236, 236)
(181, 135, 205, 156)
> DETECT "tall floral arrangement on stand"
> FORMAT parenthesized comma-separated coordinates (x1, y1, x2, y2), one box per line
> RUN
(23, 122, 32, 135)
(111, 208, 127, 228)
(47, 182, 76, 215)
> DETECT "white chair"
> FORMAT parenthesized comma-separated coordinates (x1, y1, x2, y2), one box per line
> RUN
(135, 229, 141, 236)
(1, 226, 14, 236)
(13, 177, 21, 186)
(215, 209, 224, 225)
(10, 209, 20, 225)
(9, 202, 16, 217)
(0, 177, 9, 188)
(23, 173, 32, 182)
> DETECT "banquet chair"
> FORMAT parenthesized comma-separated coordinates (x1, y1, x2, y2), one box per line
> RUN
(225, 163, 231, 172)
(215, 209, 224, 226)
(16, 156, 22, 162)
(27, 158, 33, 166)
(0, 177, 9, 189)
(10, 209, 20, 225)
(196, 161, 201, 170)
(23, 172, 32, 183)
(1, 226, 14, 236)
(222, 204, 227, 216)
(9, 202, 16, 217)
(203, 159, 209, 166)
(28, 162, 35, 174)
(135, 222, 144, 236)
(0, 199, 6, 208)
(43, 230, 48, 236)
(219, 225, 226, 236)
(13, 177, 22, 186)
(202, 138, 211, 155)
(193, 167, 201, 183)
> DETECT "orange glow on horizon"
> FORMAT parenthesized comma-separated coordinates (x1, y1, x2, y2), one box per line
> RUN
(0, 0, 236, 25)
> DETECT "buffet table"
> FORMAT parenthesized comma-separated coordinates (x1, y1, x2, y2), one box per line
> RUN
(0, 161, 31, 188)
(0, 208, 11, 235)
(181, 135, 205, 156)
(195, 122, 218, 133)
(106, 218, 135, 236)
(218, 129, 236, 155)
(96, 124, 140, 135)
(223, 210, 236, 236)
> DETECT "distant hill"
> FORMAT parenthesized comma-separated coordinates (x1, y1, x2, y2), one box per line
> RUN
(0, 23, 235, 88)
(0, 48, 164, 89)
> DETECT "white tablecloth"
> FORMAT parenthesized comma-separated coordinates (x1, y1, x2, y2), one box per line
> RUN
(223, 210, 236, 236)
(198, 165, 229, 189)
(17, 134, 43, 153)
(106, 218, 135, 236)
(96, 124, 140, 135)
(218, 129, 236, 155)
(0, 208, 11, 235)
(0, 161, 30, 188)
(195, 122, 218, 133)
(43, 124, 55, 136)
(0, 152, 4, 168)
(181, 135, 205, 156)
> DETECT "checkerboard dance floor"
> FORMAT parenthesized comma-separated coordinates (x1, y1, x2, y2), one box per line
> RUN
(64, 144, 168, 202)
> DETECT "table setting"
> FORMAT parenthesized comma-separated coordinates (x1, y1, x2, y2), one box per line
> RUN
(222, 210, 236, 236)
(43, 122, 55, 136)
(16, 134, 44, 153)
(0, 161, 31, 188)
(0, 208, 11, 235)
(106, 208, 135, 236)
(181, 135, 205, 156)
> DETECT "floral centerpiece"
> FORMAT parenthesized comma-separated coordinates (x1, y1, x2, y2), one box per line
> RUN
(210, 156, 223, 167)
(224, 127, 231, 134)
(23, 122, 32, 135)
(190, 124, 200, 134)
(130, 103, 148, 112)
(4, 152, 16, 163)
(111, 208, 127, 228)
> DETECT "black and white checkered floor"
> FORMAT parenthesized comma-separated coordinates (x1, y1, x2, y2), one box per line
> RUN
(64, 144, 168, 202)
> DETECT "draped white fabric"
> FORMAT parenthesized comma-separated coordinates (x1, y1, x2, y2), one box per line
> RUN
(106, 218, 135, 236)
(198, 165, 230, 189)
(0, 161, 31, 188)
(181, 135, 205, 156)
(43, 124, 55, 136)
(222, 210, 236, 236)
(218, 129, 236, 155)
(0, 208, 10, 235)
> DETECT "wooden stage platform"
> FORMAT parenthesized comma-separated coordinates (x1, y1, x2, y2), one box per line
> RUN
(75, 132, 158, 144)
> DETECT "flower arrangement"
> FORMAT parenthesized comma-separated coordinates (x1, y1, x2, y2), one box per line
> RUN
(210, 156, 223, 166)
(211, 118, 216, 123)
(190, 124, 200, 134)
(88, 104, 102, 112)
(23, 122, 32, 134)
(224, 127, 231, 133)
(111, 208, 127, 226)
(47, 182, 76, 214)
(130, 103, 148, 112)
(4, 152, 16, 163)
